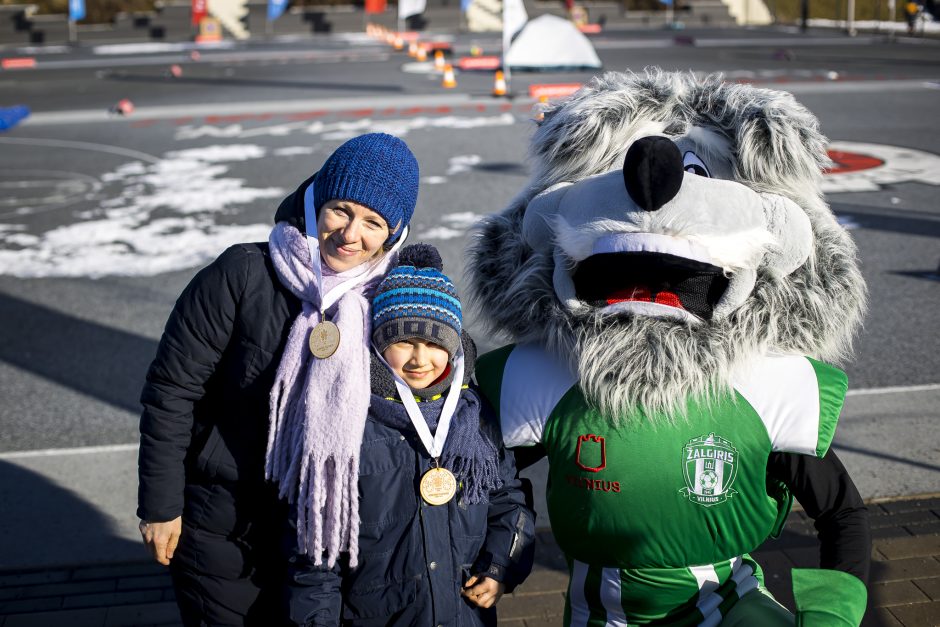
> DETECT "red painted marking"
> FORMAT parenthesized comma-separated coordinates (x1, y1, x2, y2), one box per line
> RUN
(434, 106, 452, 114)
(476, 104, 487, 112)
(420, 41, 452, 51)
(205, 114, 254, 124)
(130, 120, 159, 128)
(499, 103, 513, 112)
(528, 83, 583, 99)
(285, 111, 328, 121)
(173, 117, 194, 125)
(2, 57, 37, 69)
(457, 56, 501, 71)
(341, 109, 375, 117)
(578, 23, 602, 33)
(825, 150, 885, 174)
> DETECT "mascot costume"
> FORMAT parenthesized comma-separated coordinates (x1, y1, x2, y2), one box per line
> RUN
(470, 70, 871, 626)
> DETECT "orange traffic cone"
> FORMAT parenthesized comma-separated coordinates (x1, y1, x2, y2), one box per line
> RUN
(408, 41, 418, 57)
(394, 36, 405, 51)
(433, 49, 446, 71)
(416, 45, 428, 62)
(442, 63, 457, 88)
(492, 70, 507, 96)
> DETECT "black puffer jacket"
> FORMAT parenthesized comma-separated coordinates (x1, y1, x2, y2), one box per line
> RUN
(138, 180, 310, 575)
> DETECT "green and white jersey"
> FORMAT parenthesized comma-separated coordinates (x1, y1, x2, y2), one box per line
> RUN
(476, 344, 848, 626)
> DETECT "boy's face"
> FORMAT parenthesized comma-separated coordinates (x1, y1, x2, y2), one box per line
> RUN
(383, 338, 450, 389)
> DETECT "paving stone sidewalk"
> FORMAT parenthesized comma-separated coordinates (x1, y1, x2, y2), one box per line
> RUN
(1, 494, 938, 626)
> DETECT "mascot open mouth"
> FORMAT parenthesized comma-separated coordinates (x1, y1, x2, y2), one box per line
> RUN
(573, 251, 730, 321)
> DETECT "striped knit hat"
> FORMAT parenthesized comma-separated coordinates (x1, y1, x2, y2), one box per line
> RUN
(371, 244, 462, 358)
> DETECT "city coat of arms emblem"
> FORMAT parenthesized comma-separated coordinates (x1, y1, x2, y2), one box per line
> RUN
(680, 433, 738, 507)
(575, 434, 607, 472)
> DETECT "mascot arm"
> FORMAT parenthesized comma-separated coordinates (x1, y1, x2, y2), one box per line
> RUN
(768, 450, 871, 582)
(735, 355, 847, 457)
(768, 450, 870, 627)
(476, 345, 576, 448)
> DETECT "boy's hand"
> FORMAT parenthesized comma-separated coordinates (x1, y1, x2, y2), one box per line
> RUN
(139, 516, 182, 566)
(462, 574, 505, 608)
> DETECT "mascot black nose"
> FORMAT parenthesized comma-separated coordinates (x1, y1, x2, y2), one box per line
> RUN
(622, 136, 684, 212)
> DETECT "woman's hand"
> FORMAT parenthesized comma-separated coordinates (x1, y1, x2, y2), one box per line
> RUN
(462, 574, 506, 608)
(139, 516, 182, 566)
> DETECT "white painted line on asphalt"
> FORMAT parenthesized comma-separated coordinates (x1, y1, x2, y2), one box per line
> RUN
(782, 80, 940, 94)
(11, 49, 390, 71)
(0, 443, 138, 460)
(1, 386, 936, 459)
(847, 383, 940, 397)
(23, 93, 478, 126)
(0, 137, 162, 163)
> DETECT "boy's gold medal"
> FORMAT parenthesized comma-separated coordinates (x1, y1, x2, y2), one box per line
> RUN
(420, 465, 457, 505)
(309, 321, 340, 358)
(376, 348, 466, 507)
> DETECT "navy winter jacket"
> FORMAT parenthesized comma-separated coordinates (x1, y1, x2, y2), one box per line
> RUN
(286, 374, 536, 626)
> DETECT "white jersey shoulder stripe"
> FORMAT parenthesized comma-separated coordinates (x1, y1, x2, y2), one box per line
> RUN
(732, 354, 820, 455)
(500, 344, 578, 447)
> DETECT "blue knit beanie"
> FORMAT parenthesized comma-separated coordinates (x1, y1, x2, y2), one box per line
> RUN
(371, 244, 462, 358)
(313, 133, 419, 243)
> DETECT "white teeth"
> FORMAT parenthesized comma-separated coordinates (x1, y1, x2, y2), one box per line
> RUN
(591, 233, 715, 265)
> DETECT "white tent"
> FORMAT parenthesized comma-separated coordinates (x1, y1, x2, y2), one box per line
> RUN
(505, 14, 602, 70)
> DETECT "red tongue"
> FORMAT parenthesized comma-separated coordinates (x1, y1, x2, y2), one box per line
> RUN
(606, 287, 685, 310)
(655, 292, 683, 309)
(607, 286, 651, 304)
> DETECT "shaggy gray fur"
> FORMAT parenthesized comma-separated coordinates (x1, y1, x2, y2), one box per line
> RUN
(468, 69, 867, 421)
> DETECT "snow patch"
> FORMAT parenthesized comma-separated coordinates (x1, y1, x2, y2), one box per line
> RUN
(0, 144, 282, 278)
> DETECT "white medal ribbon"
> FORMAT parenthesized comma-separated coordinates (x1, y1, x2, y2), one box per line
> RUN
(376, 347, 465, 459)
(303, 182, 409, 314)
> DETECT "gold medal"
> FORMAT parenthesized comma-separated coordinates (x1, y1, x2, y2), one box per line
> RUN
(419, 466, 457, 505)
(309, 321, 341, 359)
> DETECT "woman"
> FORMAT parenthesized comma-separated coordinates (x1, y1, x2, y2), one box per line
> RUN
(137, 133, 420, 626)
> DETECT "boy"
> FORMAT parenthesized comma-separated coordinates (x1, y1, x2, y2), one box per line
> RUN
(286, 244, 534, 626)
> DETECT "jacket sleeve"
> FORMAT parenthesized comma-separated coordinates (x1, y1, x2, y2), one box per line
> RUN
(472, 391, 536, 593)
(137, 245, 247, 522)
(285, 507, 345, 627)
(767, 449, 871, 584)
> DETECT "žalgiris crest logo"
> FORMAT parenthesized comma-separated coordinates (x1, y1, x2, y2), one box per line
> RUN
(680, 433, 738, 507)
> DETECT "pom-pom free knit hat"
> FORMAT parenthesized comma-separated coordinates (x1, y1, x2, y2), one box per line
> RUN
(371, 244, 462, 358)
(313, 133, 419, 243)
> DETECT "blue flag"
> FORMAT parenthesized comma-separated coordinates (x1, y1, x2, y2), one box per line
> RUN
(268, 0, 289, 20)
(69, 0, 85, 21)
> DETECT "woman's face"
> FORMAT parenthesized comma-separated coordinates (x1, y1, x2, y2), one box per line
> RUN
(316, 199, 391, 272)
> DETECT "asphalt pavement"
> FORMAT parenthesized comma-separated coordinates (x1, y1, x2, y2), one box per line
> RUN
(1, 18, 939, 627)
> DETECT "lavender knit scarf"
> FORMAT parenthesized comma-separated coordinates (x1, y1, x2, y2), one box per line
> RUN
(265, 221, 395, 568)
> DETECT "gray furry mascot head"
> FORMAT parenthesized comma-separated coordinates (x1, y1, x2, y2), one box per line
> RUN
(468, 69, 867, 422)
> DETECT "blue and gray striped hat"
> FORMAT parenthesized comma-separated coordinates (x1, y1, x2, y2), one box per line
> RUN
(371, 244, 462, 358)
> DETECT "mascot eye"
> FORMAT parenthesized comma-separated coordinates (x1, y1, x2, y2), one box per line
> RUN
(683, 151, 711, 178)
